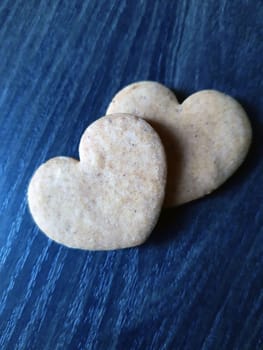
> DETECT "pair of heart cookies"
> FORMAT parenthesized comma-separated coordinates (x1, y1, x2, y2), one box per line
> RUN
(28, 81, 252, 250)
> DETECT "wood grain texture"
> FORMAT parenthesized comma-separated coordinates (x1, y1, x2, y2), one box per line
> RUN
(0, 1, 262, 349)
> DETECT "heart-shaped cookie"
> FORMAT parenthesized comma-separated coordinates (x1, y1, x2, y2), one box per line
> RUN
(106, 81, 252, 207)
(28, 114, 166, 250)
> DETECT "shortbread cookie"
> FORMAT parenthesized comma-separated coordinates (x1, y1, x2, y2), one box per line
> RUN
(106, 82, 252, 206)
(28, 114, 167, 250)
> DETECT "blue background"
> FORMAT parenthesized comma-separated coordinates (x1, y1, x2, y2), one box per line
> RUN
(0, 1, 262, 349)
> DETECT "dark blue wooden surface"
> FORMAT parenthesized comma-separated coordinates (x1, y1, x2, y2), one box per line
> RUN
(0, 1, 262, 349)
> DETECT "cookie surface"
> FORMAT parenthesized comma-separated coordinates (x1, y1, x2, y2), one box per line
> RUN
(107, 81, 252, 207)
(28, 114, 166, 250)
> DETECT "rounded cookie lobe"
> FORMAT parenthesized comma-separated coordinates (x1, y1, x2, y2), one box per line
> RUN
(28, 114, 167, 250)
(106, 81, 252, 207)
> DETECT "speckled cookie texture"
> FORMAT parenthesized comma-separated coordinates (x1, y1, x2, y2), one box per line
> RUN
(107, 81, 252, 207)
(28, 114, 167, 250)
